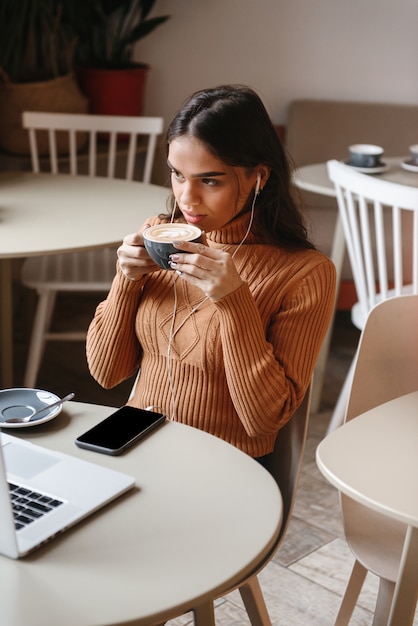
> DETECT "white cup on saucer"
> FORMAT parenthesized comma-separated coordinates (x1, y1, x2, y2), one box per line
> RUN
(348, 144, 384, 168)
(409, 145, 418, 165)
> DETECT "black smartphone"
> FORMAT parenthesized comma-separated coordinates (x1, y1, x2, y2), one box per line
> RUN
(75, 406, 166, 456)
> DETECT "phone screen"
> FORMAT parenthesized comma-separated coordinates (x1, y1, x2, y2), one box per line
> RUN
(75, 406, 166, 455)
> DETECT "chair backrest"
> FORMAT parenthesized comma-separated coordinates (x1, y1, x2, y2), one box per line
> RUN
(22, 111, 164, 183)
(327, 159, 418, 323)
(346, 294, 418, 422)
(269, 382, 312, 542)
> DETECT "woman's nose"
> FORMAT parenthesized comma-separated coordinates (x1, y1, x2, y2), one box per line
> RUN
(180, 181, 200, 205)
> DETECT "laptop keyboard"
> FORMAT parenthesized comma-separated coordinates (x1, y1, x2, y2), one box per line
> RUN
(8, 482, 64, 531)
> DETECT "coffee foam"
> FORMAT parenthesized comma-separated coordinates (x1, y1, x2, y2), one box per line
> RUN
(349, 144, 383, 155)
(144, 224, 201, 243)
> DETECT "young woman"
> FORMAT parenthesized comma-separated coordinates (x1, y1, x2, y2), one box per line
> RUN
(86, 85, 336, 461)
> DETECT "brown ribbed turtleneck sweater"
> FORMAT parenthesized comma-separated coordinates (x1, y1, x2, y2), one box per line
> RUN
(86, 213, 336, 457)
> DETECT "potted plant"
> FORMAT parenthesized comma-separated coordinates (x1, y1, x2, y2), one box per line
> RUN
(74, 0, 170, 116)
(0, 0, 88, 155)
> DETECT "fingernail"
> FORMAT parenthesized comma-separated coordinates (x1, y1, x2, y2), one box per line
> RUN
(173, 241, 183, 247)
(169, 260, 177, 268)
(169, 254, 179, 262)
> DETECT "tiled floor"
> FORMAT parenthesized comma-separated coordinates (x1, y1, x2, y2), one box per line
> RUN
(10, 289, 418, 625)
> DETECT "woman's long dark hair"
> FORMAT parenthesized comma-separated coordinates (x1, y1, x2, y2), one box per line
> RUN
(165, 84, 314, 250)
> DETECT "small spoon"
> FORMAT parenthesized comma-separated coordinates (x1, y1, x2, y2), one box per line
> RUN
(2, 392, 75, 424)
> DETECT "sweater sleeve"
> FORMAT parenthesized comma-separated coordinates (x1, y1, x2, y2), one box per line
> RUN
(86, 263, 146, 388)
(214, 259, 336, 438)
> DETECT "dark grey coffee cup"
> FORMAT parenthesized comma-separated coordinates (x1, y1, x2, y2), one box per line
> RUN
(349, 144, 384, 168)
(143, 224, 202, 270)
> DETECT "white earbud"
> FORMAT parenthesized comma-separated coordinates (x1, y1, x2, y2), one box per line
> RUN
(255, 173, 262, 195)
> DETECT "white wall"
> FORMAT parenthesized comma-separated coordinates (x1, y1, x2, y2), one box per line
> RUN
(134, 0, 418, 285)
(135, 0, 418, 127)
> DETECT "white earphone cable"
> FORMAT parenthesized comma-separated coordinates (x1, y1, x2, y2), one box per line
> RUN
(166, 186, 258, 420)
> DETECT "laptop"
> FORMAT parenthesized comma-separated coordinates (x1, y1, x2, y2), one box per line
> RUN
(0, 431, 135, 559)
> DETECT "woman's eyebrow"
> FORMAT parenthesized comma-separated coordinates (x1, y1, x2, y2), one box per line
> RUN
(167, 159, 226, 178)
(194, 171, 227, 178)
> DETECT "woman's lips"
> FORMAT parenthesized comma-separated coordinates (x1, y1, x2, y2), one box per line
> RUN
(183, 212, 206, 224)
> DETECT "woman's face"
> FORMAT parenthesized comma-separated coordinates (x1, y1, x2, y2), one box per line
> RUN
(167, 135, 259, 232)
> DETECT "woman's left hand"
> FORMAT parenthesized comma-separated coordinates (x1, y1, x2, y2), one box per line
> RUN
(168, 237, 243, 301)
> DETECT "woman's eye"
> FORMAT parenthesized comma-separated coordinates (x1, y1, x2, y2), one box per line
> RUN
(170, 169, 184, 181)
(202, 178, 218, 186)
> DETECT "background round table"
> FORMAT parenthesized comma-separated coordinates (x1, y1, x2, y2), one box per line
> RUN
(0, 172, 169, 387)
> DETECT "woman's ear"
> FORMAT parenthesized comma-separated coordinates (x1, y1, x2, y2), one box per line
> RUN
(256, 166, 271, 192)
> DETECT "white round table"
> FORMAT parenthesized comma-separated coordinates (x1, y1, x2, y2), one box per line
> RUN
(0, 401, 282, 625)
(316, 391, 418, 625)
(0, 172, 169, 387)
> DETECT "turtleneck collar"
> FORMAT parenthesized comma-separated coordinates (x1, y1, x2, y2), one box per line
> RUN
(205, 210, 261, 246)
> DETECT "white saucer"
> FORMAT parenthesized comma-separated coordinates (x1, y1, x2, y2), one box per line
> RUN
(401, 159, 418, 173)
(0, 388, 62, 428)
(344, 160, 390, 174)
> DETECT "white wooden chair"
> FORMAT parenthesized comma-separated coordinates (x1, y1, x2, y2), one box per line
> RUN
(21, 111, 164, 388)
(333, 294, 418, 625)
(326, 159, 418, 433)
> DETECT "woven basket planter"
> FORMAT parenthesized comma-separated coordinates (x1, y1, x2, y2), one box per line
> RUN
(0, 73, 88, 156)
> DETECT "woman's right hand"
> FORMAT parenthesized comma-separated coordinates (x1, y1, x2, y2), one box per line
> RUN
(117, 224, 160, 280)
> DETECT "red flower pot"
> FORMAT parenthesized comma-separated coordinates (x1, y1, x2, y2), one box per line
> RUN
(77, 65, 149, 116)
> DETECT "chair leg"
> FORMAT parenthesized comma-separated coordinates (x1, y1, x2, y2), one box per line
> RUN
(335, 559, 368, 626)
(24, 290, 56, 388)
(310, 310, 335, 413)
(193, 600, 216, 626)
(326, 356, 356, 435)
(44, 289, 57, 334)
(372, 578, 395, 626)
(239, 575, 272, 626)
(311, 212, 346, 414)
